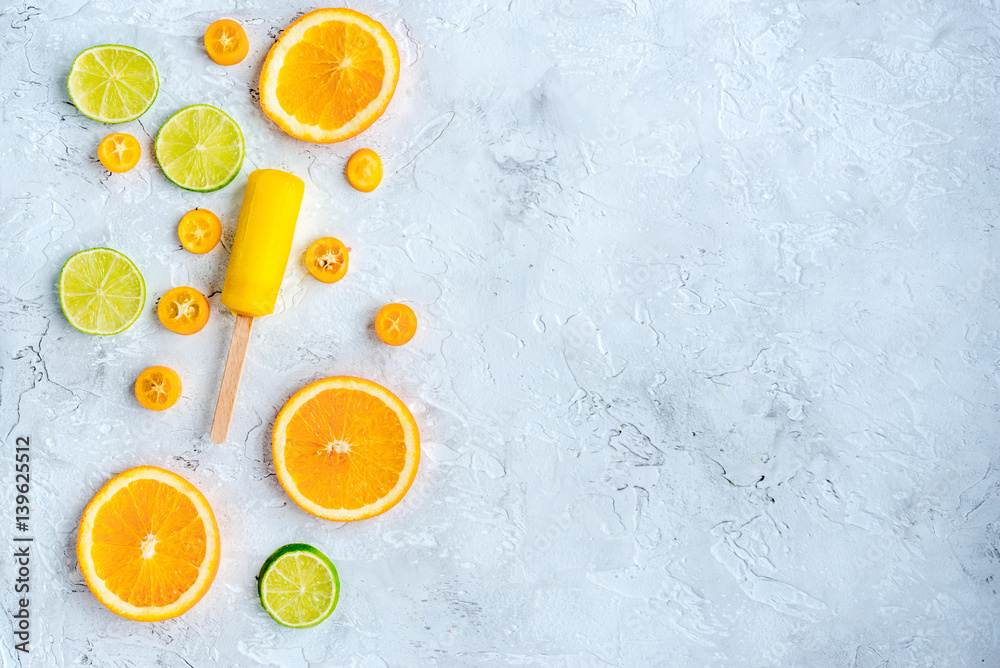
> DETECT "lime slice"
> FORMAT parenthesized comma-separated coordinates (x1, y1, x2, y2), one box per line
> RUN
(155, 104, 245, 192)
(58, 248, 145, 335)
(258, 544, 340, 628)
(67, 45, 159, 123)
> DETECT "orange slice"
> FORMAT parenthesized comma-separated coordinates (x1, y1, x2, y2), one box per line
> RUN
(77, 466, 221, 621)
(259, 8, 400, 143)
(272, 376, 419, 521)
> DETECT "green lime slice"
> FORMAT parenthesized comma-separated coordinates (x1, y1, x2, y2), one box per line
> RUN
(258, 543, 340, 628)
(58, 248, 145, 335)
(67, 45, 159, 123)
(155, 104, 245, 192)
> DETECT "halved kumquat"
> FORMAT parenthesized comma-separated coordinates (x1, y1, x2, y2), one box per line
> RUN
(135, 366, 182, 411)
(98, 133, 141, 173)
(375, 303, 417, 346)
(205, 19, 249, 66)
(305, 237, 349, 283)
(178, 208, 222, 254)
(158, 286, 210, 335)
(346, 149, 382, 192)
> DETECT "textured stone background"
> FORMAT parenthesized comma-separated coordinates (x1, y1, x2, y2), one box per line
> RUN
(1, 0, 999, 665)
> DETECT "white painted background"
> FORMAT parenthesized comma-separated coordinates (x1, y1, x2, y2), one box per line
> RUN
(1, 0, 998, 665)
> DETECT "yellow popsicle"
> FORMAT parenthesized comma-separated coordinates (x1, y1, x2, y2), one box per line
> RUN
(221, 169, 305, 316)
(212, 168, 304, 444)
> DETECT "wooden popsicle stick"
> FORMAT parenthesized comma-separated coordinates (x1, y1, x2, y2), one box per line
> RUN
(210, 314, 254, 444)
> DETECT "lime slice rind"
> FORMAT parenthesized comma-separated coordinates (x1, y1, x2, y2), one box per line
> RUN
(258, 543, 339, 628)
(155, 104, 245, 193)
(59, 248, 146, 335)
(67, 45, 159, 124)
